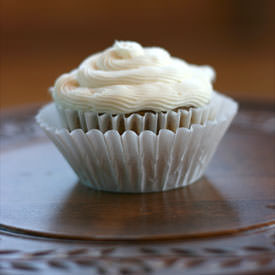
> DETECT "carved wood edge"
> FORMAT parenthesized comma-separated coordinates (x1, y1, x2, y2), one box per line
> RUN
(0, 226, 274, 274)
(1, 221, 275, 242)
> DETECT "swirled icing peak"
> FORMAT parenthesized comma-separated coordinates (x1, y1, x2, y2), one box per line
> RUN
(52, 41, 215, 113)
(113, 41, 144, 58)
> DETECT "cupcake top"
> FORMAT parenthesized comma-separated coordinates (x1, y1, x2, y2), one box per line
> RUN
(52, 41, 215, 114)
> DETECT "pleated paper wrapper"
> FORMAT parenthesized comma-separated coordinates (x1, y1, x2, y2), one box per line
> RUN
(36, 93, 238, 193)
(54, 92, 223, 134)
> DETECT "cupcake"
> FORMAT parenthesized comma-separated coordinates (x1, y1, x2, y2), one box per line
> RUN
(36, 41, 238, 193)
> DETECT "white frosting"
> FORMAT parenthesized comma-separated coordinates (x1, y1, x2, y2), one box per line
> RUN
(52, 41, 215, 113)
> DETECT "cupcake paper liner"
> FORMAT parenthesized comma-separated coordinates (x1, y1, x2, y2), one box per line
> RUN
(54, 92, 223, 134)
(36, 93, 237, 193)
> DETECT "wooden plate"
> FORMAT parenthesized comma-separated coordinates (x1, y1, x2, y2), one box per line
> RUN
(1, 107, 274, 241)
(0, 105, 275, 275)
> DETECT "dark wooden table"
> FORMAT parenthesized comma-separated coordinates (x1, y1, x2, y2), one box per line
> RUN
(0, 102, 274, 274)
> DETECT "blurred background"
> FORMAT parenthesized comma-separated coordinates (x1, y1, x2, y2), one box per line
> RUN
(1, 0, 274, 109)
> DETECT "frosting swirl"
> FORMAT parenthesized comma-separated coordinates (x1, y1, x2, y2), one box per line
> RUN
(52, 41, 215, 113)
